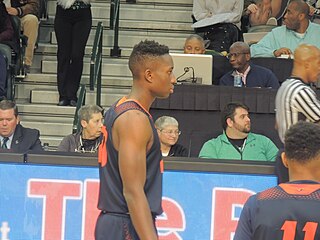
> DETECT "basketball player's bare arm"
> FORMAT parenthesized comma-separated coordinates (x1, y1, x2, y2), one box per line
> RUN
(114, 110, 158, 240)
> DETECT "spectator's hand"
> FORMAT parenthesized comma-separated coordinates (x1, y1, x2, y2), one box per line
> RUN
(247, 4, 258, 14)
(273, 48, 292, 57)
(6, 7, 18, 16)
(309, 6, 316, 16)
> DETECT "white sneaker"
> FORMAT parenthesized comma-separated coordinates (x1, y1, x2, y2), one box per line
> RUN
(266, 17, 277, 26)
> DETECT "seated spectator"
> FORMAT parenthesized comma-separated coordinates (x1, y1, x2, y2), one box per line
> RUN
(192, 0, 242, 52)
(58, 104, 103, 153)
(7, 0, 39, 72)
(0, 100, 43, 151)
(155, 116, 188, 157)
(243, 0, 273, 26)
(183, 34, 206, 54)
(0, 0, 14, 99)
(220, 42, 280, 88)
(199, 102, 278, 161)
(234, 121, 320, 240)
(250, 0, 320, 57)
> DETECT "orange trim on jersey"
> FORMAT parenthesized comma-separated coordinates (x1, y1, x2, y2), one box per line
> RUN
(279, 183, 320, 195)
(98, 125, 108, 167)
(116, 96, 152, 118)
(160, 159, 164, 173)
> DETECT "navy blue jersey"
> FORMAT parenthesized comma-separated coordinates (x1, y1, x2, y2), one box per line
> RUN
(234, 181, 320, 240)
(97, 98, 163, 216)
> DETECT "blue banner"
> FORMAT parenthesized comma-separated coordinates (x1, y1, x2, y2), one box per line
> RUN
(0, 162, 277, 240)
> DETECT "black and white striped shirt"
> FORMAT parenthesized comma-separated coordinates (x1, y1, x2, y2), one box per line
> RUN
(275, 77, 320, 143)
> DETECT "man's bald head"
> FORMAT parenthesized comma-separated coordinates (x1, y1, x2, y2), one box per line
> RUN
(293, 44, 320, 83)
(290, 0, 309, 16)
(230, 42, 250, 54)
(294, 44, 320, 64)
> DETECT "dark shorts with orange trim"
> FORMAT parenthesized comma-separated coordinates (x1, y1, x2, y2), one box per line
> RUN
(95, 211, 157, 240)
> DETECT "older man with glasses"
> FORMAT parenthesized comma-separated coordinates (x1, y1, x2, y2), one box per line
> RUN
(155, 116, 189, 157)
(219, 41, 280, 89)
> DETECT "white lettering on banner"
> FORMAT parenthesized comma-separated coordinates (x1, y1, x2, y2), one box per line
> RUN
(0, 221, 10, 240)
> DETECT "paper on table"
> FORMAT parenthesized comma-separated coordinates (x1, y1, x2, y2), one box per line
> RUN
(191, 12, 238, 28)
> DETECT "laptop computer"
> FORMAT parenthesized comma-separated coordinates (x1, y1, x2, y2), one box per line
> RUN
(170, 53, 213, 85)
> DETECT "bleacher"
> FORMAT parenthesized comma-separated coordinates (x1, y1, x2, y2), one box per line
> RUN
(15, 0, 195, 149)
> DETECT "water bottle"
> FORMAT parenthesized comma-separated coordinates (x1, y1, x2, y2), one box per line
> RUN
(43, 143, 49, 151)
(234, 74, 243, 87)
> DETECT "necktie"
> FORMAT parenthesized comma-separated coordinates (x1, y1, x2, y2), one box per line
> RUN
(2, 137, 9, 149)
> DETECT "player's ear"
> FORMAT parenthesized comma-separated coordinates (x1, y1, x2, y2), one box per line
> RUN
(281, 152, 289, 169)
(144, 69, 153, 83)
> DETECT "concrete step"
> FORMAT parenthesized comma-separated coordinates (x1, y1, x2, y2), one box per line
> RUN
(40, 18, 192, 36)
(20, 121, 73, 137)
(30, 89, 130, 107)
(49, 30, 190, 50)
(41, 59, 131, 76)
(20, 73, 133, 86)
(39, 136, 63, 150)
(46, 0, 193, 5)
(18, 103, 76, 117)
(47, 2, 193, 23)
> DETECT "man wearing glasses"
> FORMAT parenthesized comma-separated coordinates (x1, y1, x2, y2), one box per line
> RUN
(199, 102, 278, 161)
(219, 41, 280, 89)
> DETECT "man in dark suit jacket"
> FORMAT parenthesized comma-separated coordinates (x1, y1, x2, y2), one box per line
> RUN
(219, 41, 280, 89)
(0, 100, 42, 152)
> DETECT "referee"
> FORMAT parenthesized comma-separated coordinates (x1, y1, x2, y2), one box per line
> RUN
(275, 43, 320, 183)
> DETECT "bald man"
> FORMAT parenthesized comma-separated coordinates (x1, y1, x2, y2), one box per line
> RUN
(219, 41, 279, 88)
(250, 0, 320, 57)
(275, 43, 320, 183)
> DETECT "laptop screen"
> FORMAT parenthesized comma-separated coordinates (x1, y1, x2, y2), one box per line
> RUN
(170, 53, 213, 85)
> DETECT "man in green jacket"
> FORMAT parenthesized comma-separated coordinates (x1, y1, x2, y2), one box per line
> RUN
(199, 102, 278, 161)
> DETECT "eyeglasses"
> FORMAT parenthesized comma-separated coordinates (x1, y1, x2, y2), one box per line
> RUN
(226, 52, 249, 59)
(160, 129, 181, 136)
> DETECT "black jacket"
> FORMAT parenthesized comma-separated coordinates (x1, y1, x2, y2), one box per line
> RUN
(10, 124, 43, 152)
(168, 143, 189, 157)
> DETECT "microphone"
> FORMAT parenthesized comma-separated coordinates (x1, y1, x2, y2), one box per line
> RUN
(176, 67, 190, 82)
(177, 67, 196, 83)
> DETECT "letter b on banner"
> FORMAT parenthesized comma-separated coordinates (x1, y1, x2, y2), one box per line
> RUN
(211, 187, 255, 240)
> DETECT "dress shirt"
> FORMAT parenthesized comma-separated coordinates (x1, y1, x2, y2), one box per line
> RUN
(0, 135, 13, 149)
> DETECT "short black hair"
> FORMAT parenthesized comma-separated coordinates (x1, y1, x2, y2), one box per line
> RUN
(0, 100, 18, 117)
(221, 102, 249, 130)
(285, 121, 320, 163)
(128, 40, 169, 79)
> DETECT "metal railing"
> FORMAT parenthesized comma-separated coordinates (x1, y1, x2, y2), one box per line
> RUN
(110, 0, 121, 57)
(89, 21, 103, 107)
(72, 84, 86, 134)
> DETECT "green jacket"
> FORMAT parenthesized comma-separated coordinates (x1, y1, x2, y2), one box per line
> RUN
(199, 132, 278, 161)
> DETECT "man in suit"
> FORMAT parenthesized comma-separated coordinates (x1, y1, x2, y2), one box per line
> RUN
(0, 100, 42, 151)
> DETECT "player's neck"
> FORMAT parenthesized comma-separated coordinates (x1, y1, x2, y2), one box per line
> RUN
(288, 165, 320, 183)
(127, 87, 154, 111)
